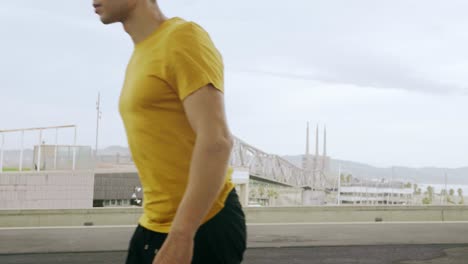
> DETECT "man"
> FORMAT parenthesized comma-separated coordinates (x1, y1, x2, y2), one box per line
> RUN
(93, 0, 247, 263)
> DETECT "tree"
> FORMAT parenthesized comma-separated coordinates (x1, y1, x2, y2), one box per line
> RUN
(422, 186, 435, 204)
(404, 182, 412, 188)
(441, 189, 447, 199)
(449, 188, 455, 196)
(446, 188, 456, 204)
(447, 197, 455, 204)
(346, 174, 352, 183)
(458, 188, 464, 205)
(249, 188, 257, 198)
(340, 173, 346, 183)
(426, 186, 434, 202)
(440, 189, 448, 204)
(258, 186, 265, 198)
(267, 189, 279, 199)
(416, 188, 422, 195)
(422, 197, 431, 205)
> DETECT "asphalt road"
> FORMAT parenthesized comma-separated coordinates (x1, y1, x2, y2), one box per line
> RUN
(2, 222, 468, 254)
(2, 244, 468, 264)
(2, 222, 468, 263)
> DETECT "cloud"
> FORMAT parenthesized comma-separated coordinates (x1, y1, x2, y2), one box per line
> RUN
(172, 0, 468, 95)
(1, 0, 467, 167)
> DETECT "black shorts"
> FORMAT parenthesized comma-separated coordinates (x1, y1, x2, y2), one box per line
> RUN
(125, 189, 247, 264)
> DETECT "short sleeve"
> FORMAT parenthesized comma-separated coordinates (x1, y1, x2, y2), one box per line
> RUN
(167, 23, 224, 101)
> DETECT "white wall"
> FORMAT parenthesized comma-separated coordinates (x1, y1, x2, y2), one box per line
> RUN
(0, 170, 94, 209)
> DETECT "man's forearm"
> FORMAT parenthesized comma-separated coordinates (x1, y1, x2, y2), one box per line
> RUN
(170, 134, 233, 237)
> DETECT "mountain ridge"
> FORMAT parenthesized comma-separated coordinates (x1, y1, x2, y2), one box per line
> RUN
(283, 155, 468, 185)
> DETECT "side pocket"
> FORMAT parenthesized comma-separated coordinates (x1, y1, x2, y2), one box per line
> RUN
(141, 228, 167, 264)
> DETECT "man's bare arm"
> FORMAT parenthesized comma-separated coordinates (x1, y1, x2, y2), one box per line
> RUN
(170, 84, 233, 237)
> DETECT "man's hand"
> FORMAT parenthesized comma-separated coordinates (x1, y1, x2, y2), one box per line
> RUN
(153, 231, 194, 264)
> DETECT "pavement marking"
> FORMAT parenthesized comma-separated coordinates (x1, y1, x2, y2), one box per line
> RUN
(247, 221, 468, 226)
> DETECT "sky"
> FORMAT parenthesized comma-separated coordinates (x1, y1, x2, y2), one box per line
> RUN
(1, 0, 467, 168)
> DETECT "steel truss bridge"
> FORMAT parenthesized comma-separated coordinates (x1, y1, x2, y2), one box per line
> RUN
(230, 137, 327, 188)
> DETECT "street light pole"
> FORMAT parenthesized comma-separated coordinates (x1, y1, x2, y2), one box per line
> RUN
(95, 92, 102, 160)
(0, 133, 4, 172)
(391, 167, 394, 205)
(444, 172, 448, 205)
(337, 164, 341, 205)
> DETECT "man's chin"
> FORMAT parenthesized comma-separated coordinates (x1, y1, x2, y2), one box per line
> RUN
(99, 16, 118, 25)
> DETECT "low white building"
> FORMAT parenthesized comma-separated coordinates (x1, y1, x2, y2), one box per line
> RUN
(339, 180, 414, 205)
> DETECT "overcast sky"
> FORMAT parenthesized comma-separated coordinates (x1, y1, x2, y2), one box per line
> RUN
(1, 0, 467, 168)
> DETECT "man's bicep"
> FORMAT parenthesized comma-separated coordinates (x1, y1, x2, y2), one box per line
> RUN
(182, 84, 229, 137)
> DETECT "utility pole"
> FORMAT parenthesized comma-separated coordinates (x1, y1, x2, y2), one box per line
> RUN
(365, 178, 369, 205)
(0, 133, 4, 172)
(444, 172, 448, 205)
(95, 92, 102, 160)
(359, 177, 362, 205)
(390, 167, 394, 205)
(305, 122, 311, 186)
(313, 124, 319, 188)
(337, 164, 341, 205)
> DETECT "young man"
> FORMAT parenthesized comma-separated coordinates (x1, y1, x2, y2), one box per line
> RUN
(93, 0, 247, 263)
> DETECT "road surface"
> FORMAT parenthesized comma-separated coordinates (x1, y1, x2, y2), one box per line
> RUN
(1, 244, 468, 264)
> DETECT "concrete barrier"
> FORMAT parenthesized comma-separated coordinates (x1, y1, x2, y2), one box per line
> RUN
(0, 208, 141, 227)
(1, 205, 468, 227)
(245, 205, 468, 223)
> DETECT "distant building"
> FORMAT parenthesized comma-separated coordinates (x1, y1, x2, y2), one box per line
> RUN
(93, 170, 142, 207)
(338, 179, 414, 205)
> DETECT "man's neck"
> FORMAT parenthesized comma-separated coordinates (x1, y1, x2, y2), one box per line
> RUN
(122, 3, 167, 45)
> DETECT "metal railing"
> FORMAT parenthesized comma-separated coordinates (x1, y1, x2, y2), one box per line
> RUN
(0, 125, 78, 172)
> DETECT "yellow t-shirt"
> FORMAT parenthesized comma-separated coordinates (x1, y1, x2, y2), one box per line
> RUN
(119, 17, 235, 233)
